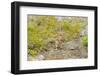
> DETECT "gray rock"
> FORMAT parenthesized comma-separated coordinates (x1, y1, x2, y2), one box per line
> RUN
(63, 39, 81, 50)
(80, 25, 88, 36)
(28, 54, 45, 61)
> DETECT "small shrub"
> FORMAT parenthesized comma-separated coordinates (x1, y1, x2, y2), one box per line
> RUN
(81, 35, 88, 47)
(28, 49, 38, 57)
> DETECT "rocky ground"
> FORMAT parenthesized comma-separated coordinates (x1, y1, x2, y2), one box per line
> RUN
(28, 38, 88, 61)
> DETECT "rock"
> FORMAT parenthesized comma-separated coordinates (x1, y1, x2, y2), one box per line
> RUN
(28, 37, 88, 61)
(80, 46, 88, 58)
(44, 50, 64, 60)
(63, 39, 81, 50)
(80, 25, 88, 36)
(35, 54, 45, 60)
(27, 56, 34, 61)
(28, 54, 45, 61)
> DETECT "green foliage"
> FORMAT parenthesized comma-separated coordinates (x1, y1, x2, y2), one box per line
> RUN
(28, 49, 38, 57)
(81, 35, 88, 46)
(61, 18, 82, 41)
